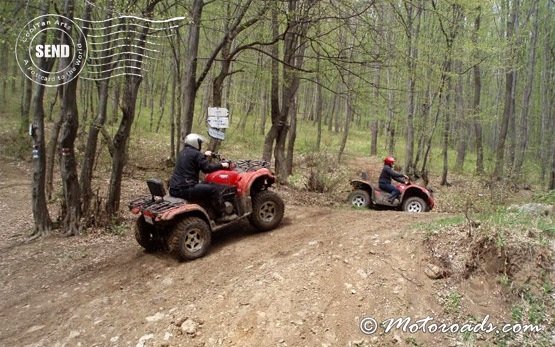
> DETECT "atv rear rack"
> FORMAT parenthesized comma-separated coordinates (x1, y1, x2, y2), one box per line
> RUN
(128, 195, 186, 215)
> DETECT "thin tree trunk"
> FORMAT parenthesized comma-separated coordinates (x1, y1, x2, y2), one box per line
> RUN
(20, 78, 33, 136)
(262, 3, 282, 162)
(493, 0, 518, 180)
(180, 0, 203, 144)
(338, 96, 353, 163)
(259, 80, 267, 136)
(454, 65, 466, 172)
(472, 7, 484, 175)
(315, 56, 323, 151)
(106, 1, 159, 216)
(170, 65, 177, 161)
(30, 0, 56, 237)
(441, 72, 452, 186)
(46, 113, 63, 200)
(386, 69, 395, 156)
(59, 0, 91, 236)
(513, 0, 538, 177)
(286, 97, 297, 175)
(404, 1, 422, 174)
(550, 141, 555, 190)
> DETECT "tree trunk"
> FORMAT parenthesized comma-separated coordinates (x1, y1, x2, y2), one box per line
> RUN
(472, 7, 485, 175)
(454, 67, 466, 172)
(404, 2, 422, 174)
(550, 143, 555, 190)
(45, 112, 63, 200)
(262, 3, 282, 163)
(180, 0, 204, 144)
(493, 0, 518, 180)
(31, 87, 53, 237)
(80, 80, 109, 219)
(513, 0, 538, 178)
(20, 78, 32, 136)
(207, 36, 232, 153)
(58, 0, 91, 236)
(105, 1, 159, 217)
(80, 5, 117, 219)
(106, 78, 141, 216)
(370, 62, 380, 157)
(338, 95, 353, 163)
(30, 0, 56, 237)
(170, 64, 177, 161)
(385, 69, 395, 156)
(259, 80, 267, 136)
(286, 97, 297, 175)
(315, 51, 323, 151)
(441, 72, 452, 186)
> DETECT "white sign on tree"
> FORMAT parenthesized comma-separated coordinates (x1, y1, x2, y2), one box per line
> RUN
(206, 107, 229, 140)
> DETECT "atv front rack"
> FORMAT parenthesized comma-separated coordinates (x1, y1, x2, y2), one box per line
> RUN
(234, 159, 270, 173)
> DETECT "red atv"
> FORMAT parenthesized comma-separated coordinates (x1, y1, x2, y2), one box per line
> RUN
(128, 157, 284, 261)
(348, 174, 434, 213)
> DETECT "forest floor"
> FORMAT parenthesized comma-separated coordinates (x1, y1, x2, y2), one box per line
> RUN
(0, 142, 552, 347)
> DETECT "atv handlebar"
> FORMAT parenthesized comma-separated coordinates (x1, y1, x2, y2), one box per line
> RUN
(208, 152, 234, 170)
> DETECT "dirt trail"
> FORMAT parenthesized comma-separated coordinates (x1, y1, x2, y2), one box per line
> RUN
(0, 156, 502, 347)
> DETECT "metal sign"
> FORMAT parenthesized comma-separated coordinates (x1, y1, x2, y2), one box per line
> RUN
(207, 116, 229, 129)
(208, 128, 226, 140)
(207, 107, 229, 118)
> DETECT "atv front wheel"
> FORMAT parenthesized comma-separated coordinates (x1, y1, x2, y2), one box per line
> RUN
(348, 189, 371, 209)
(169, 217, 211, 261)
(249, 190, 285, 231)
(135, 216, 162, 252)
(402, 196, 428, 213)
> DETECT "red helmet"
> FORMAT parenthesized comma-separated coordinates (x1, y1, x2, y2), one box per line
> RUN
(384, 156, 396, 165)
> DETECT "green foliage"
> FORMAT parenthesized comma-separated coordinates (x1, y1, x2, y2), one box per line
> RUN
(534, 190, 555, 205)
(416, 216, 465, 232)
(106, 216, 127, 236)
(443, 290, 462, 314)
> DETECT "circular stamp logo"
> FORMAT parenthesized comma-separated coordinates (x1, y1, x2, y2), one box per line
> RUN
(15, 14, 88, 87)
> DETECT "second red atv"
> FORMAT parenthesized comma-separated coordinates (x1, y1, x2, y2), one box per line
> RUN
(128, 157, 284, 261)
(348, 174, 434, 213)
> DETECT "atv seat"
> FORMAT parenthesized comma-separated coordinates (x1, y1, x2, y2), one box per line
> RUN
(147, 178, 186, 204)
(164, 195, 186, 204)
(371, 185, 401, 206)
(147, 178, 166, 201)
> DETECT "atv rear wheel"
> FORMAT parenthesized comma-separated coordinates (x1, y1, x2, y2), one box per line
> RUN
(135, 216, 162, 252)
(348, 189, 371, 209)
(169, 217, 211, 261)
(402, 196, 428, 213)
(249, 190, 285, 231)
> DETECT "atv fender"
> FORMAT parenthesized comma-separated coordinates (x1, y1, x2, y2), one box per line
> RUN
(156, 203, 211, 225)
(238, 168, 276, 196)
(350, 179, 375, 193)
(402, 186, 434, 210)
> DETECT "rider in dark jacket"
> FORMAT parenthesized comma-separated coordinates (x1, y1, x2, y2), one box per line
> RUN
(379, 156, 408, 203)
(169, 133, 233, 220)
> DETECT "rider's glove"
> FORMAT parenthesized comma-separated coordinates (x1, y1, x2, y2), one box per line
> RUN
(204, 151, 213, 157)
(221, 162, 230, 169)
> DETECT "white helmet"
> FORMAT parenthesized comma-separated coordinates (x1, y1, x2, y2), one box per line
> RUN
(184, 133, 207, 150)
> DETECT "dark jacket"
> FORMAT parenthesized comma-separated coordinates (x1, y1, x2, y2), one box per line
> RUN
(169, 145, 224, 190)
(378, 165, 406, 186)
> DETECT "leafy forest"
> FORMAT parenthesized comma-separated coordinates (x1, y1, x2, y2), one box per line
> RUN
(1, 0, 555, 236)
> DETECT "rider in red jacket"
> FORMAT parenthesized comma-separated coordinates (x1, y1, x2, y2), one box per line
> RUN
(378, 156, 408, 203)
